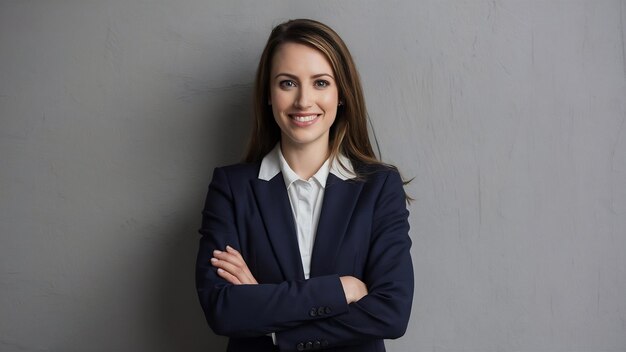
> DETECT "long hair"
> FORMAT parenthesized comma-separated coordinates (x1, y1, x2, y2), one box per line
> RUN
(244, 19, 379, 172)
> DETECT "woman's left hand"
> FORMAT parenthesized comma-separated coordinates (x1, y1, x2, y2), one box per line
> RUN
(210, 245, 258, 285)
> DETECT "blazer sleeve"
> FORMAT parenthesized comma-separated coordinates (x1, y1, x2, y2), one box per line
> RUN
(195, 167, 349, 337)
(274, 169, 414, 351)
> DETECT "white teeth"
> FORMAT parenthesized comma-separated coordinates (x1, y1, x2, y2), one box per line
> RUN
(291, 115, 318, 122)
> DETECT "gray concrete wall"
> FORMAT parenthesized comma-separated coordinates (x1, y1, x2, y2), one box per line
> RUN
(1, 1, 625, 351)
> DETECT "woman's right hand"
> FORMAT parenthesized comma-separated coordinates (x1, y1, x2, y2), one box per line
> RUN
(339, 276, 368, 304)
(210, 245, 258, 285)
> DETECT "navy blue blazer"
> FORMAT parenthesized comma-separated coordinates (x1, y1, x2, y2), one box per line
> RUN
(196, 161, 413, 352)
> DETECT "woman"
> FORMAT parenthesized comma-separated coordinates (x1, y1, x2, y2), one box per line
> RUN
(196, 19, 413, 352)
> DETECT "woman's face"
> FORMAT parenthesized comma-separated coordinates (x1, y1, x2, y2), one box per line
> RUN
(269, 42, 339, 153)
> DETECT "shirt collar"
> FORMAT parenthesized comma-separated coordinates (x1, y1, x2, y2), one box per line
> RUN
(258, 143, 356, 187)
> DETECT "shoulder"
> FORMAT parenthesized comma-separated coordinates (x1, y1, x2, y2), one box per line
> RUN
(356, 162, 409, 203)
(354, 162, 403, 184)
(211, 162, 261, 184)
(216, 161, 260, 175)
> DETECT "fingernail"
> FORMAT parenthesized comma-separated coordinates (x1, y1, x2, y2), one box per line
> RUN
(217, 268, 224, 273)
(226, 245, 232, 251)
(213, 250, 222, 255)
(210, 258, 218, 263)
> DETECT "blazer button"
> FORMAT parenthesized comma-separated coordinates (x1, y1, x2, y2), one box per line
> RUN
(309, 308, 317, 317)
(317, 306, 325, 316)
(297, 342, 305, 351)
(313, 340, 321, 350)
(324, 306, 332, 314)
(305, 341, 313, 350)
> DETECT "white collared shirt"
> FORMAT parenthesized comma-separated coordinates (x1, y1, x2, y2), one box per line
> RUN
(258, 144, 356, 279)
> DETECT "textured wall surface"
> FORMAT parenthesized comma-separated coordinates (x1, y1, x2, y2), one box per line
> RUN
(1, 1, 625, 351)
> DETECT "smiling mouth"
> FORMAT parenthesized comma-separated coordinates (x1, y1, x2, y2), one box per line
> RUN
(289, 114, 321, 126)
(290, 114, 319, 122)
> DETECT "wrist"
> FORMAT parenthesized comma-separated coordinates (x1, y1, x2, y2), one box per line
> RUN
(339, 276, 355, 303)
(339, 275, 367, 304)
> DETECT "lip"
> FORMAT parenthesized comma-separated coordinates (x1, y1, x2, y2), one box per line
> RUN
(288, 113, 321, 127)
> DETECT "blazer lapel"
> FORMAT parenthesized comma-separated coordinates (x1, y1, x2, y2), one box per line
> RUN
(251, 175, 305, 281)
(310, 174, 364, 277)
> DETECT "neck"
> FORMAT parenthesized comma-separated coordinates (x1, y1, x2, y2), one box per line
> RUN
(280, 140, 330, 180)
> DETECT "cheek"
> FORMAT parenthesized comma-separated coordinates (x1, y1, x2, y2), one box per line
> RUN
(271, 104, 287, 129)
(319, 90, 339, 108)
(321, 97, 339, 117)
(270, 89, 291, 110)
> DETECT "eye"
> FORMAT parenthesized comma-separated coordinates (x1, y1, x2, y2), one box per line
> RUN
(279, 80, 297, 88)
(314, 80, 330, 88)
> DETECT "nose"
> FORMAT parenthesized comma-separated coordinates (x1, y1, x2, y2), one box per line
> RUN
(294, 86, 313, 109)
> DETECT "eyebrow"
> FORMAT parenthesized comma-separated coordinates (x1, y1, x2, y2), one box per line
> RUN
(274, 73, 334, 80)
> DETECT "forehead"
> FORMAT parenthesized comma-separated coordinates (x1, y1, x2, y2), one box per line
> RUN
(270, 42, 334, 76)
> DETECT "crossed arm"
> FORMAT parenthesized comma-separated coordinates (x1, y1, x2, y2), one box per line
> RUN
(210, 246, 368, 304)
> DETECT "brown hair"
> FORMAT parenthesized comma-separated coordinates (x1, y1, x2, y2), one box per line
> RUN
(244, 19, 379, 171)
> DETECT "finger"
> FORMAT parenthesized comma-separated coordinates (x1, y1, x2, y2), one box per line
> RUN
(211, 257, 254, 284)
(214, 249, 247, 268)
(226, 245, 244, 261)
(213, 249, 257, 283)
(213, 252, 254, 282)
(211, 258, 242, 283)
(216, 267, 241, 285)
